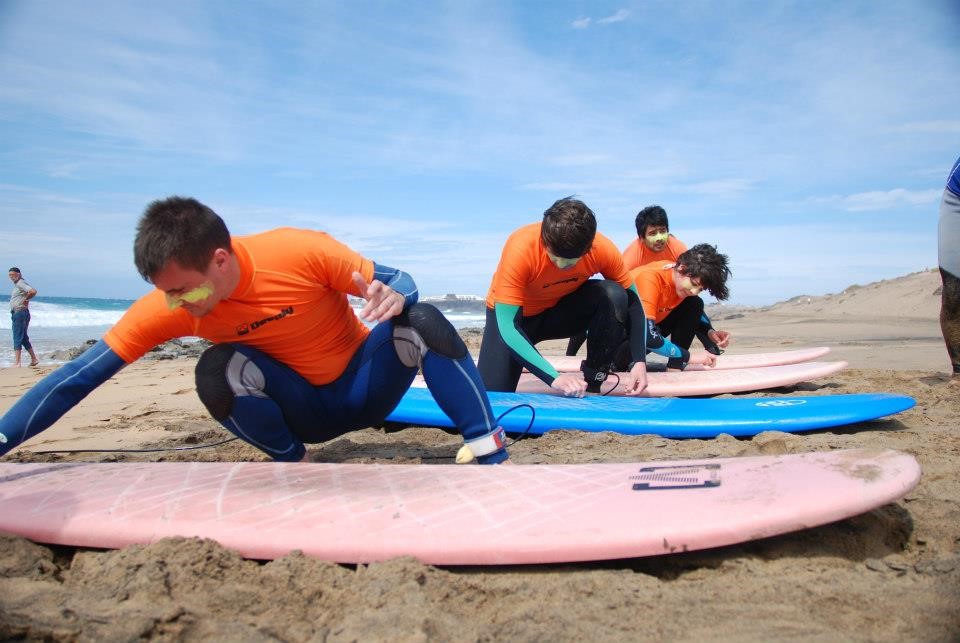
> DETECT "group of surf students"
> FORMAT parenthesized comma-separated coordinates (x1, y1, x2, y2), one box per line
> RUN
(0, 196, 733, 466)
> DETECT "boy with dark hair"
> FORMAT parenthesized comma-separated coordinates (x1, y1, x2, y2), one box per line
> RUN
(616, 244, 732, 371)
(568, 204, 727, 357)
(621, 205, 688, 269)
(0, 196, 510, 465)
(479, 197, 688, 397)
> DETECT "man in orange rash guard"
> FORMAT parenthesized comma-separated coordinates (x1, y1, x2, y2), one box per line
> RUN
(621, 205, 688, 270)
(478, 197, 666, 397)
(0, 197, 509, 464)
(613, 244, 732, 371)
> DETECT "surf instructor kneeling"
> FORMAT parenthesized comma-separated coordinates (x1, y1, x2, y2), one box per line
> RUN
(478, 197, 688, 397)
(0, 197, 509, 464)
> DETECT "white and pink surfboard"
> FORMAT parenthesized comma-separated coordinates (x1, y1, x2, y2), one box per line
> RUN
(414, 360, 848, 397)
(546, 346, 831, 373)
(0, 449, 919, 565)
(514, 361, 848, 397)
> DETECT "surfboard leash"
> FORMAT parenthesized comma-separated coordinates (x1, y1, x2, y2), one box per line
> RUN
(29, 404, 539, 460)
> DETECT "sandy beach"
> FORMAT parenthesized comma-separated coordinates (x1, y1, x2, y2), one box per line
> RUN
(1, 269, 958, 641)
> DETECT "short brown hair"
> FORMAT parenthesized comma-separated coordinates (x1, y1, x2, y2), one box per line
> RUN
(134, 197, 232, 282)
(540, 197, 596, 258)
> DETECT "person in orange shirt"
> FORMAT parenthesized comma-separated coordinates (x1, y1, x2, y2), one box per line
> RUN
(0, 197, 510, 464)
(478, 197, 683, 397)
(617, 244, 732, 371)
(568, 205, 727, 357)
(621, 205, 688, 270)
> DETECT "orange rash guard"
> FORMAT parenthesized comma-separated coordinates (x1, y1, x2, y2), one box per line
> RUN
(485, 222, 632, 315)
(621, 235, 687, 271)
(105, 228, 374, 385)
(630, 261, 683, 323)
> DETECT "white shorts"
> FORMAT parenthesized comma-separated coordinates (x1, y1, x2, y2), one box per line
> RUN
(939, 188, 960, 277)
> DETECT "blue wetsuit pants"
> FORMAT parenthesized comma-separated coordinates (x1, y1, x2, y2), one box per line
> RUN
(201, 317, 505, 462)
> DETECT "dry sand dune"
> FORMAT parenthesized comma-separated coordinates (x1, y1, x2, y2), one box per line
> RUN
(1, 269, 958, 641)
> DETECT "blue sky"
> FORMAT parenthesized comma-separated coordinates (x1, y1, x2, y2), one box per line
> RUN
(1, 1, 958, 305)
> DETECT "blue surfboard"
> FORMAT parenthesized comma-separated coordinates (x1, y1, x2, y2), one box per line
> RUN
(386, 389, 915, 438)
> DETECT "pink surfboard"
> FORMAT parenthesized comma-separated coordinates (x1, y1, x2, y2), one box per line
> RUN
(512, 361, 848, 397)
(415, 360, 848, 398)
(546, 346, 832, 373)
(0, 449, 919, 565)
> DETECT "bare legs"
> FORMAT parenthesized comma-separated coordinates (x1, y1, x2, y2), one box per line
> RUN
(940, 268, 960, 379)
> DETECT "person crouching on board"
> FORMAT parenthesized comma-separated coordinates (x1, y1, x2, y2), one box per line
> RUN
(478, 196, 684, 398)
(0, 197, 509, 465)
(610, 244, 732, 372)
(622, 206, 726, 356)
(566, 204, 727, 358)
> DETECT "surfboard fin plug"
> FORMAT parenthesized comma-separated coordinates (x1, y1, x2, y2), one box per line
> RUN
(456, 427, 507, 464)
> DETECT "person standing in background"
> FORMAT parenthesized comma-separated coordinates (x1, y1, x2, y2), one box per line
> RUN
(8, 267, 39, 367)
(938, 156, 960, 381)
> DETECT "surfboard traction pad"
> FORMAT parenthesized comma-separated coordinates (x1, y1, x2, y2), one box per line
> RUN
(631, 464, 721, 490)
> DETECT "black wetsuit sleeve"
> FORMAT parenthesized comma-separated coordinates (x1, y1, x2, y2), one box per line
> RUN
(626, 286, 648, 363)
(697, 312, 713, 335)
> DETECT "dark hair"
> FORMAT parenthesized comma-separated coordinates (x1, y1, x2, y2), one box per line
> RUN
(540, 197, 596, 258)
(634, 205, 669, 238)
(134, 196, 232, 282)
(8, 267, 20, 274)
(676, 243, 732, 300)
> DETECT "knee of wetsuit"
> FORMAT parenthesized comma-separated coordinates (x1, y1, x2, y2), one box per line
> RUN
(195, 344, 268, 421)
(612, 342, 632, 372)
(689, 295, 705, 314)
(596, 279, 628, 321)
(393, 303, 468, 367)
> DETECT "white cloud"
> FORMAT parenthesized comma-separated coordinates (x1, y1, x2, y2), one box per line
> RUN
(895, 121, 960, 134)
(814, 189, 944, 212)
(572, 9, 629, 29)
(597, 10, 630, 25)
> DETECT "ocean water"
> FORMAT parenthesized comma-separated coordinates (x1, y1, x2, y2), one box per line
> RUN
(0, 297, 131, 368)
(0, 296, 485, 368)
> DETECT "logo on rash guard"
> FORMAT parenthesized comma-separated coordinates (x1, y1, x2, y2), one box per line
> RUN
(0, 432, 6, 443)
(236, 307, 295, 336)
(542, 276, 580, 288)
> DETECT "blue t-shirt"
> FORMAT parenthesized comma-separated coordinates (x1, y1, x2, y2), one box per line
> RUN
(947, 156, 960, 197)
